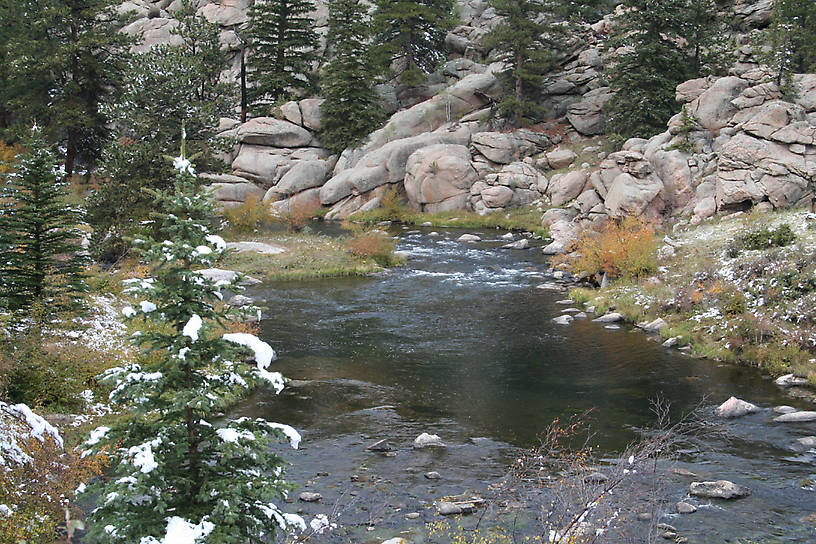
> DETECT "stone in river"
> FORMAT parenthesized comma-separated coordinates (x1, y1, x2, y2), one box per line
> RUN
(552, 315, 573, 325)
(413, 433, 446, 448)
(689, 480, 750, 499)
(366, 439, 393, 452)
(457, 234, 481, 242)
(774, 411, 816, 423)
(676, 501, 697, 514)
(593, 312, 624, 323)
(715, 396, 761, 418)
(298, 492, 322, 502)
(424, 471, 442, 480)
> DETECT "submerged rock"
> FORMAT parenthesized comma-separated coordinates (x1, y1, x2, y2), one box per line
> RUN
(424, 471, 442, 480)
(715, 397, 761, 418)
(689, 480, 750, 499)
(437, 501, 477, 515)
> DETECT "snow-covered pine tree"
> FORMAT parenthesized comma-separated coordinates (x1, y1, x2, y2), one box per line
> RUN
(0, 129, 87, 316)
(320, 0, 385, 154)
(82, 142, 304, 543)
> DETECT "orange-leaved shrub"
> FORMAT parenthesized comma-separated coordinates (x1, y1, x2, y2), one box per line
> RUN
(554, 216, 659, 280)
(346, 229, 399, 267)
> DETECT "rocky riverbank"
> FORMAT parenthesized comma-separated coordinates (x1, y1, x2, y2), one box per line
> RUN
(558, 207, 816, 398)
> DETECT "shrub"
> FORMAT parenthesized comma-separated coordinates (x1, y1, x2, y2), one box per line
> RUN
(0, 334, 118, 412)
(554, 217, 659, 281)
(0, 403, 105, 544)
(742, 223, 796, 250)
(346, 229, 400, 267)
(223, 194, 273, 234)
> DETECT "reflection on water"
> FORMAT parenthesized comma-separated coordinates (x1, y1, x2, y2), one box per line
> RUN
(232, 228, 815, 543)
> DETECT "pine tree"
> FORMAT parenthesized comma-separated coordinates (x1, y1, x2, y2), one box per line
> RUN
(320, 0, 385, 154)
(247, 0, 319, 111)
(758, 0, 816, 91)
(0, 129, 86, 315)
(484, 0, 557, 126)
(605, 0, 728, 141)
(112, 0, 235, 169)
(82, 144, 304, 543)
(371, 0, 457, 85)
(1, 0, 130, 178)
(86, 1, 236, 262)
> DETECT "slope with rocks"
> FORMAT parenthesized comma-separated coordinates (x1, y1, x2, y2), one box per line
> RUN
(115, 0, 814, 236)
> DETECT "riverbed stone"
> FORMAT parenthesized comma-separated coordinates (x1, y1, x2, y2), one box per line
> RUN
(458, 234, 482, 242)
(715, 397, 761, 418)
(689, 480, 751, 499)
(414, 433, 446, 448)
(796, 436, 816, 449)
(552, 315, 574, 325)
(593, 312, 624, 323)
(773, 405, 797, 414)
(228, 294, 254, 307)
(774, 374, 810, 387)
(502, 239, 530, 250)
(299, 492, 323, 502)
(676, 501, 697, 514)
(366, 439, 394, 452)
(773, 411, 816, 423)
(641, 317, 668, 333)
(424, 471, 442, 480)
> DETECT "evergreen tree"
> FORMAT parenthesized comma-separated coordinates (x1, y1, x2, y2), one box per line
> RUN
(82, 145, 304, 543)
(371, 0, 457, 85)
(247, 0, 319, 110)
(484, 0, 557, 126)
(0, 0, 130, 177)
(758, 0, 816, 91)
(605, 0, 727, 141)
(320, 0, 385, 153)
(113, 0, 235, 169)
(87, 1, 236, 262)
(0, 129, 86, 315)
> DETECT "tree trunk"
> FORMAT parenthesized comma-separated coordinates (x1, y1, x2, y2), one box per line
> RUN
(241, 44, 247, 123)
(65, 128, 77, 181)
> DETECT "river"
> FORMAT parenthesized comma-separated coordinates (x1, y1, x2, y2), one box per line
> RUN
(232, 226, 816, 543)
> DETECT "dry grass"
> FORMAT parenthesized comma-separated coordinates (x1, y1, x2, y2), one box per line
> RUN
(223, 195, 274, 234)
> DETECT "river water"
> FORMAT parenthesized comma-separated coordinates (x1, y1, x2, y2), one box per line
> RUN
(232, 226, 816, 543)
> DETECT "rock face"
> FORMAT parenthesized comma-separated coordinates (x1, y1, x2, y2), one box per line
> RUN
(471, 130, 550, 164)
(120, 2, 812, 225)
(689, 480, 751, 500)
(404, 144, 479, 212)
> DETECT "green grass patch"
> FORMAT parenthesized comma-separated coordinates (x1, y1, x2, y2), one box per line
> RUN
(221, 231, 404, 282)
(354, 206, 548, 237)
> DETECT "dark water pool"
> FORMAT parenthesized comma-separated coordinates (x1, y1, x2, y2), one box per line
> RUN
(232, 227, 816, 543)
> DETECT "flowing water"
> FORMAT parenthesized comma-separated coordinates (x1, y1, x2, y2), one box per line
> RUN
(232, 227, 816, 543)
